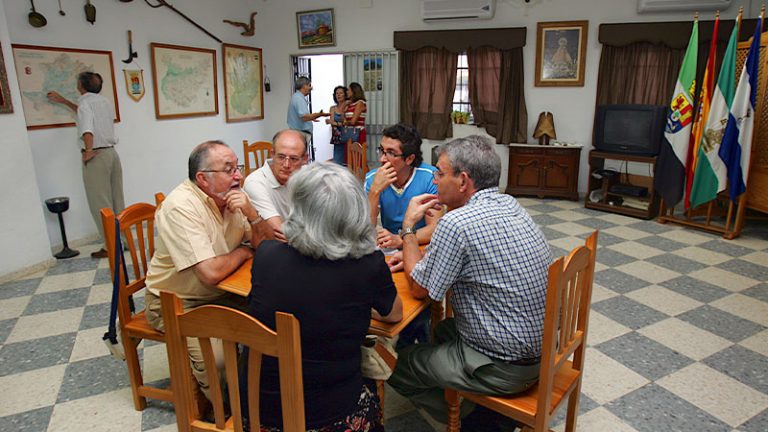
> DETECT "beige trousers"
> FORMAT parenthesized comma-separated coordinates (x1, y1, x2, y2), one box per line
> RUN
(82, 147, 124, 247)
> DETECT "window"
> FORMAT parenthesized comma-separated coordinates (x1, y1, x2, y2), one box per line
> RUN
(452, 53, 472, 121)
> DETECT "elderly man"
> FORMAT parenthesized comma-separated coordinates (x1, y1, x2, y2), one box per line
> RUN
(287, 76, 326, 161)
(387, 136, 552, 429)
(243, 129, 307, 242)
(144, 140, 265, 400)
(47, 72, 124, 258)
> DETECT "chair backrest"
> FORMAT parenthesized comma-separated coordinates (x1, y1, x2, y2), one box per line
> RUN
(154, 192, 165, 207)
(101, 203, 157, 326)
(534, 230, 598, 428)
(347, 140, 368, 182)
(243, 140, 272, 177)
(160, 291, 305, 432)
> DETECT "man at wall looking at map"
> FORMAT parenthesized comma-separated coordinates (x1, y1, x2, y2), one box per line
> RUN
(47, 71, 125, 259)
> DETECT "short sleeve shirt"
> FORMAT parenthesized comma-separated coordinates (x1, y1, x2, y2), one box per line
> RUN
(77, 92, 117, 150)
(145, 179, 251, 301)
(411, 188, 552, 361)
(242, 162, 290, 221)
(364, 162, 437, 233)
(287, 91, 311, 133)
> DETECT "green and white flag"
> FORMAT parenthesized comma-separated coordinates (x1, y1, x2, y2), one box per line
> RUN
(689, 19, 739, 208)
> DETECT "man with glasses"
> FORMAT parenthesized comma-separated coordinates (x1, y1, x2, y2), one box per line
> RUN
(243, 129, 308, 241)
(144, 140, 266, 406)
(365, 123, 438, 348)
(387, 136, 551, 430)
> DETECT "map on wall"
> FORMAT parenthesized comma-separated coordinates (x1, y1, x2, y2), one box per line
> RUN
(150, 43, 218, 119)
(11, 45, 119, 129)
(222, 43, 263, 122)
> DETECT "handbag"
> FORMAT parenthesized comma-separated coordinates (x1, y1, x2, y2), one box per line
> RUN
(339, 126, 361, 144)
(360, 335, 398, 380)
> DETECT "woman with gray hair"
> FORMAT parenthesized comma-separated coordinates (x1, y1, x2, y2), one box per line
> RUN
(241, 162, 402, 431)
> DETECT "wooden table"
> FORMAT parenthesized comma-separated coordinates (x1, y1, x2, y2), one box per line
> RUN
(217, 258, 436, 338)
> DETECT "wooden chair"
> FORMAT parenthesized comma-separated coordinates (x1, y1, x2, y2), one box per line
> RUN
(160, 291, 306, 432)
(154, 192, 165, 207)
(445, 230, 599, 432)
(347, 140, 368, 182)
(101, 203, 174, 411)
(243, 140, 272, 177)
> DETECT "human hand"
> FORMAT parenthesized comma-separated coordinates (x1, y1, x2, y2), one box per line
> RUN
(387, 251, 404, 272)
(370, 162, 396, 194)
(376, 227, 403, 250)
(81, 149, 98, 164)
(403, 194, 441, 228)
(273, 225, 287, 243)
(46, 91, 66, 104)
(224, 189, 252, 213)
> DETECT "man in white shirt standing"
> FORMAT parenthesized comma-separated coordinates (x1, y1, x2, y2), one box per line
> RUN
(243, 129, 308, 241)
(47, 72, 124, 258)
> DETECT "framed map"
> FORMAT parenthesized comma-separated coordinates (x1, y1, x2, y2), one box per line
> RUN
(11, 44, 119, 129)
(150, 43, 218, 120)
(1, 43, 13, 114)
(222, 43, 263, 122)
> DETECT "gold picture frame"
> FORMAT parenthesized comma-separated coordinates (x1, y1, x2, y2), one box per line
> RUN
(222, 43, 264, 122)
(296, 9, 335, 49)
(535, 20, 588, 87)
(150, 43, 218, 120)
(0, 44, 12, 114)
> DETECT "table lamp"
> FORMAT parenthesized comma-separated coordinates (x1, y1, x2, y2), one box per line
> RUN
(533, 111, 556, 145)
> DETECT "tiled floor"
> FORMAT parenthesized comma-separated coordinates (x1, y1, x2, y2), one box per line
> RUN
(1, 197, 766, 432)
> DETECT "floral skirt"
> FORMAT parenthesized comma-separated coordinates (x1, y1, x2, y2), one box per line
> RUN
(259, 381, 383, 432)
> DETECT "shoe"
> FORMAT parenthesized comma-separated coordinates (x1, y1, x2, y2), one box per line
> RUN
(90, 248, 108, 259)
(462, 405, 520, 432)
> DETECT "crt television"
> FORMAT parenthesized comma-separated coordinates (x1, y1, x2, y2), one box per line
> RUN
(593, 104, 667, 156)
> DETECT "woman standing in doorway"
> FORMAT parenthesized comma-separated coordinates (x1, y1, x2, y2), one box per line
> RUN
(327, 85, 349, 165)
(344, 82, 367, 145)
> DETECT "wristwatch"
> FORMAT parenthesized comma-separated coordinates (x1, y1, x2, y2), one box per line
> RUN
(399, 226, 417, 239)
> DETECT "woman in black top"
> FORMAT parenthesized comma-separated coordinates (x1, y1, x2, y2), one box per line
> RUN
(241, 162, 403, 431)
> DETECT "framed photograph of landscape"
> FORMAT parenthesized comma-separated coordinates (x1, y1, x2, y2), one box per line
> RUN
(150, 43, 218, 119)
(0, 44, 13, 114)
(296, 9, 335, 49)
(222, 43, 263, 122)
(11, 44, 119, 129)
(535, 20, 588, 87)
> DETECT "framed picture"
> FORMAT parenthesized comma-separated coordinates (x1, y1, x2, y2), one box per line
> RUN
(150, 43, 218, 119)
(535, 20, 588, 87)
(123, 69, 145, 102)
(11, 44, 119, 129)
(296, 9, 335, 49)
(222, 43, 263, 122)
(0, 44, 12, 114)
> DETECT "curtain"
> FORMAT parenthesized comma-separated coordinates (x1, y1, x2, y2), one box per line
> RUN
(400, 47, 457, 140)
(596, 42, 684, 106)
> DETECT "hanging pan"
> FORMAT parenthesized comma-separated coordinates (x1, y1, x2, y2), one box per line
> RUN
(28, 0, 47, 27)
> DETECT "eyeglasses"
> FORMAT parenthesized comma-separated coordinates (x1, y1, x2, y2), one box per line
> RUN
(432, 170, 446, 180)
(275, 153, 304, 165)
(377, 146, 404, 158)
(200, 164, 242, 177)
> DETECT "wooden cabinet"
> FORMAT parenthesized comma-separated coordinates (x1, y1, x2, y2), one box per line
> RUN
(584, 150, 659, 219)
(505, 144, 581, 200)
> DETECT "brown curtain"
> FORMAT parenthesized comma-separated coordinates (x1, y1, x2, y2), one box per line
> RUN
(596, 42, 684, 106)
(468, 47, 527, 143)
(400, 47, 458, 140)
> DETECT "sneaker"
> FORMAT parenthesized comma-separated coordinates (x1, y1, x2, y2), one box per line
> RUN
(91, 248, 108, 259)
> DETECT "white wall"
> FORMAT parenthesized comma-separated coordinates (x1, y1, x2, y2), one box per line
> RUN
(0, 0, 54, 280)
(1, 0, 758, 278)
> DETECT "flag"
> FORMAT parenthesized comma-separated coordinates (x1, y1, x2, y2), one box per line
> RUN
(689, 16, 737, 208)
(685, 16, 719, 209)
(654, 20, 698, 208)
(719, 16, 762, 202)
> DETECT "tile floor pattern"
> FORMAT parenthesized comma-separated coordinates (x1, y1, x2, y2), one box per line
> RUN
(1, 198, 767, 432)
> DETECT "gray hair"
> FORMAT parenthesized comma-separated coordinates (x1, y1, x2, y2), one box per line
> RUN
(436, 135, 500, 190)
(283, 162, 376, 260)
(294, 76, 310, 91)
(188, 140, 228, 182)
(272, 129, 307, 154)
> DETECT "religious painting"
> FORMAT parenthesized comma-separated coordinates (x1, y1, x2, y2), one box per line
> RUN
(535, 21, 588, 87)
(296, 9, 335, 49)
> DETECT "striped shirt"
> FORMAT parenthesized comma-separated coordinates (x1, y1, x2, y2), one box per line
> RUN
(411, 188, 551, 361)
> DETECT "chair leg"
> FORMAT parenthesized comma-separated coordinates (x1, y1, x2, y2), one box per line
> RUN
(445, 389, 461, 432)
(123, 335, 147, 410)
(376, 380, 385, 425)
(564, 385, 582, 432)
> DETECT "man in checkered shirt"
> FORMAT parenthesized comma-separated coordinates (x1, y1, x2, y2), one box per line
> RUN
(387, 135, 552, 427)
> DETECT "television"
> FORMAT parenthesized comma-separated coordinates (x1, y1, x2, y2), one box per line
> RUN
(593, 104, 667, 156)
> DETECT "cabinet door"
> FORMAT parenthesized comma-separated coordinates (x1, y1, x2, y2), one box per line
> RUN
(542, 155, 576, 191)
(510, 154, 543, 189)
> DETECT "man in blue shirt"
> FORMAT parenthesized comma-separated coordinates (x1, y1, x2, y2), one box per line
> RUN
(287, 76, 326, 161)
(388, 135, 552, 429)
(364, 123, 439, 249)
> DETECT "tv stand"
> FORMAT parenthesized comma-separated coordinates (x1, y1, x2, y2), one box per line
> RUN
(585, 150, 659, 219)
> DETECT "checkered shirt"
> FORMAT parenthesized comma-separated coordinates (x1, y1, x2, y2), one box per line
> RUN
(411, 188, 552, 361)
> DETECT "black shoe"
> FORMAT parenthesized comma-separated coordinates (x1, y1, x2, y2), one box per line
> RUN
(462, 405, 520, 432)
(90, 248, 108, 259)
